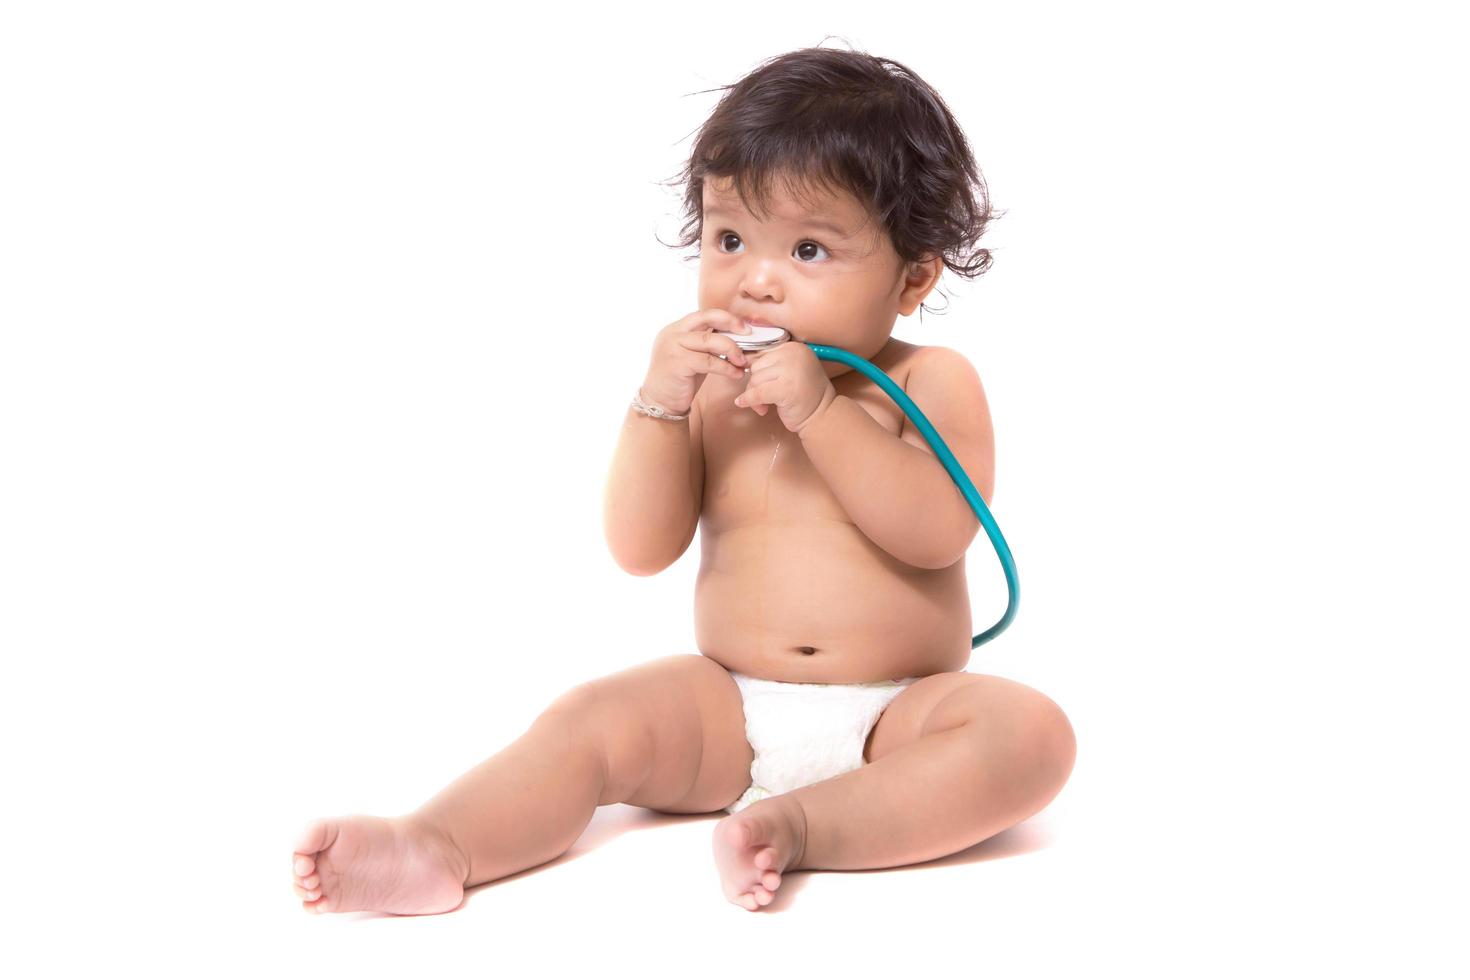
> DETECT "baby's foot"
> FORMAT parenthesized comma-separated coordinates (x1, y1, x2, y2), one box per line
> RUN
(711, 795, 808, 911)
(291, 814, 469, 915)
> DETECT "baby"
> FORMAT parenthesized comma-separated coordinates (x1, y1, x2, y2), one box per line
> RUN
(291, 45, 1076, 914)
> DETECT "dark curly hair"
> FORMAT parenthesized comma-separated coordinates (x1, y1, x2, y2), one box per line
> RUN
(658, 39, 1002, 317)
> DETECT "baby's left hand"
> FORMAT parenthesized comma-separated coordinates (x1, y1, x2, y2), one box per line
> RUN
(733, 340, 837, 434)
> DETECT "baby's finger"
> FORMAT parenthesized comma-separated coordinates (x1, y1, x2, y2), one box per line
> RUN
(708, 352, 747, 379)
(678, 309, 753, 336)
(711, 332, 755, 366)
(681, 332, 749, 378)
(734, 380, 763, 409)
(742, 374, 772, 415)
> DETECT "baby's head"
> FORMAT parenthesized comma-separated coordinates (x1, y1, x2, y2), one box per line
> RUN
(662, 43, 999, 369)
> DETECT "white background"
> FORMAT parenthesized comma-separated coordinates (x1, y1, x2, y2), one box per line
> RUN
(2, 2, 1465, 976)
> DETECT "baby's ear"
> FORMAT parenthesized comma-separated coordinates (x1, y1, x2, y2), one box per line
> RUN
(904, 255, 939, 279)
(898, 256, 944, 313)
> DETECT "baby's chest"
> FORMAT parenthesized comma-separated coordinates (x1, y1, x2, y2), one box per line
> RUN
(699, 394, 907, 531)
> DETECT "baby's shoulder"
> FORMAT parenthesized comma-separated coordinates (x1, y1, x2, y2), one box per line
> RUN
(879, 338, 940, 376)
(896, 342, 980, 384)
(897, 343, 989, 417)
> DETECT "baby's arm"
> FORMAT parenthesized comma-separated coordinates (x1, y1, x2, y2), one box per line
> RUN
(604, 397, 703, 576)
(796, 347, 994, 569)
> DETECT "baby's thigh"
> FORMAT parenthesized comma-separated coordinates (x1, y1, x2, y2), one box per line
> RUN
(541, 654, 753, 814)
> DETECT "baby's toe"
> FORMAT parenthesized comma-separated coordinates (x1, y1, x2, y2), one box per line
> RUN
(299, 873, 320, 891)
(752, 886, 772, 906)
(760, 870, 780, 891)
(293, 819, 336, 863)
(293, 854, 314, 877)
(753, 846, 778, 871)
(293, 882, 321, 901)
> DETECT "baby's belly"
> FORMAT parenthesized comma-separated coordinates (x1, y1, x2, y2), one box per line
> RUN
(694, 519, 972, 683)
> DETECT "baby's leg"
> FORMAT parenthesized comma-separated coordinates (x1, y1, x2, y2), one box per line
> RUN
(291, 654, 753, 915)
(290, 706, 602, 915)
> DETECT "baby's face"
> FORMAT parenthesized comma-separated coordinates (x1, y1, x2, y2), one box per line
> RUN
(697, 174, 933, 376)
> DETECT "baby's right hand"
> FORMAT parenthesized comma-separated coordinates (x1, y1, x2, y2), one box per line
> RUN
(640, 310, 752, 416)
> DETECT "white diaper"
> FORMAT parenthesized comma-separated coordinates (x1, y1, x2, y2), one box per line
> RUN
(725, 670, 922, 814)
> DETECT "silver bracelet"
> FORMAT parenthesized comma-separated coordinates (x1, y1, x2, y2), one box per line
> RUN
(631, 387, 689, 421)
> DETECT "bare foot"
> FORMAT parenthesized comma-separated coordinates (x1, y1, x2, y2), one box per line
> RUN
(711, 795, 808, 911)
(291, 814, 470, 915)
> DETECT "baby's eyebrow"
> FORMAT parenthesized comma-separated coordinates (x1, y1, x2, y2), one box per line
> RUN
(705, 204, 852, 238)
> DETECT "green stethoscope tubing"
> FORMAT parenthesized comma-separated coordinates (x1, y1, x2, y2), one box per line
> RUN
(806, 343, 1018, 648)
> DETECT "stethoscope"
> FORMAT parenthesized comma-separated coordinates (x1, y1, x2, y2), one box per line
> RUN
(718, 325, 1018, 649)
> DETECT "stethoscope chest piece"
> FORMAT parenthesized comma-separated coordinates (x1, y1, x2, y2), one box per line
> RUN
(715, 325, 790, 354)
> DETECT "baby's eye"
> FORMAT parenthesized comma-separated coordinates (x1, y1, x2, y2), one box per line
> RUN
(794, 241, 829, 263)
(714, 231, 830, 263)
